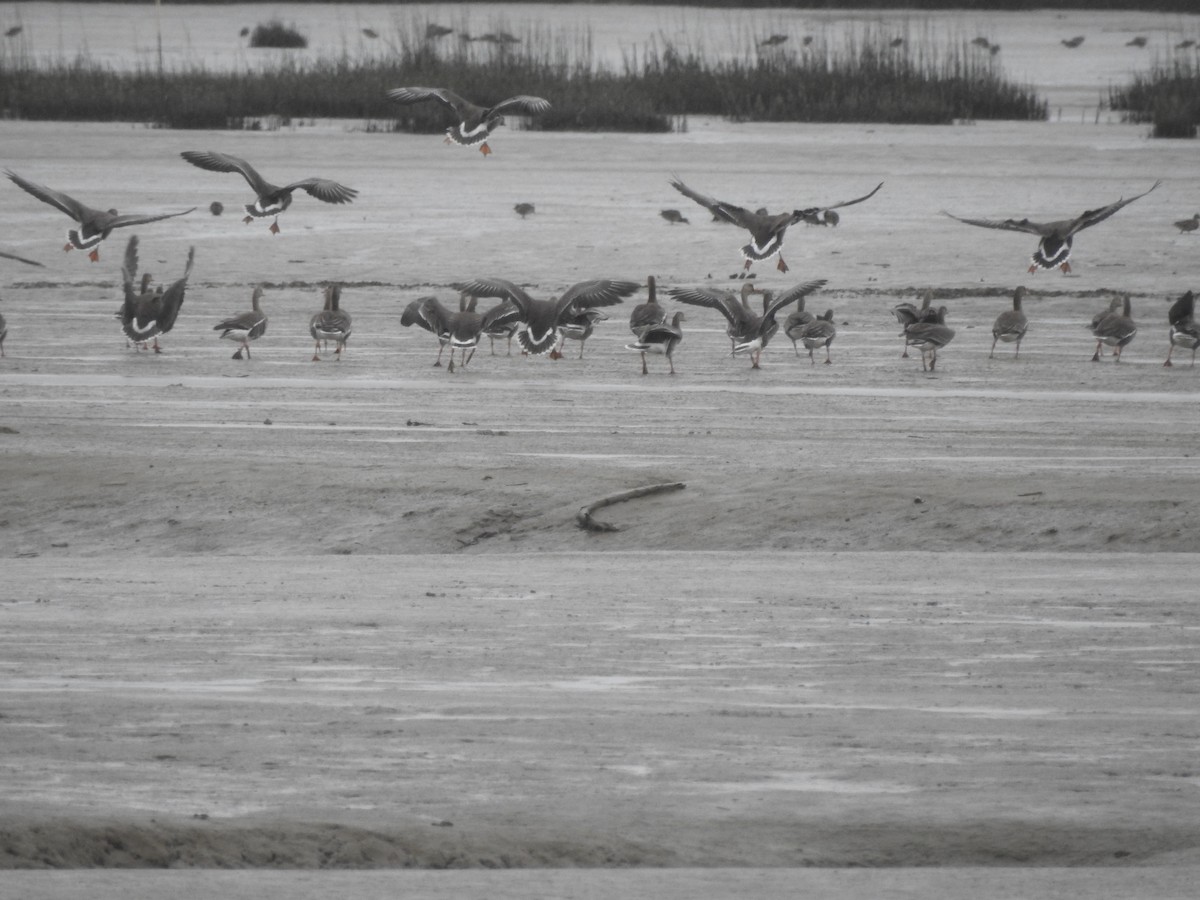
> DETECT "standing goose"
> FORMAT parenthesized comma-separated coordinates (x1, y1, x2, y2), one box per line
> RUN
(904, 306, 956, 372)
(400, 295, 452, 366)
(669, 175, 883, 274)
(409, 293, 513, 373)
(783, 297, 815, 355)
(1163, 290, 1199, 368)
(386, 87, 551, 156)
(6, 169, 194, 262)
(179, 151, 357, 234)
(309, 284, 352, 361)
(669, 278, 827, 368)
(215, 286, 268, 360)
(627, 311, 685, 375)
(942, 182, 1160, 274)
(481, 299, 521, 355)
(451, 277, 640, 357)
(119, 235, 194, 354)
(1090, 294, 1136, 362)
(990, 286, 1030, 358)
(795, 309, 837, 365)
(891, 290, 938, 358)
(556, 307, 608, 359)
(628, 275, 667, 339)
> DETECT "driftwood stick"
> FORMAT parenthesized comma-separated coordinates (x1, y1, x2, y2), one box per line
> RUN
(576, 482, 686, 533)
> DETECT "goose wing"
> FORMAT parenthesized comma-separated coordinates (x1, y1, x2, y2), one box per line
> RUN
(180, 150, 273, 194)
(1168, 291, 1195, 328)
(120, 235, 141, 303)
(555, 279, 641, 318)
(106, 207, 196, 229)
(764, 279, 828, 319)
(452, 277, 536, 317)
(941, 210, 1050, 235)
(6, 169, 96, 221)
(386, 87, 470, 115)
(816, 181, 884, 212)
(278, 178, 358, 205)
(416, 296, 454, 335)
(480, 299, 522, 331)
(666, 285, 748, 329)
(0, 248, 44, 267)
(155, 246, 194, 333)
(668, 175, 755, 228)
(1064, 181, 1161, 236)
(489, 95, 552, 115)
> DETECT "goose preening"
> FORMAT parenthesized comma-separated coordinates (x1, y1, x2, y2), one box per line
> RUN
(556, 308, 608, 359)
(6, 169, 194, 262)
(1090, 294, 1136, 362)
(309, 284, 352, 362)
(1164, 290, 1199, 368)
(669, 175, 882, 275)
(118, 235, 194, 354)
(401, 295, 452, 366)
(627, 311, 684, 375)
(903, 306, 956, 372)
(405, 293, 513, 372)
(669, 278, 827, 368)
(215, 286, 268, 360)
(179, 151, 357, 234)
(942, 181, 1160, 274)
(450, 277, 640, 357)
(386, 87, 551, 156)
(783, 297, 815, 354)
(990, 286, 1030, 359)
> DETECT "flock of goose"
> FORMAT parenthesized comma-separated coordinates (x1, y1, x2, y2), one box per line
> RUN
(2, 84, 1197, 372)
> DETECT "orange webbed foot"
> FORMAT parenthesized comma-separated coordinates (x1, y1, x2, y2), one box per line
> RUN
(242, 215, 254, 225)
(63, 243, 74, 253)
(776, 257, 789, 273)
(269, 220, 280, 235)
(88, 249, 100, 262)
(479, 143, 492, 156)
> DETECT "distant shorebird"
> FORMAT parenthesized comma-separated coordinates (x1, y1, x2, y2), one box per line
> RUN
(6, 169, 193, 262)
(942, 182, 1159, 274)
(180, 150, 357, 235)
(386, 87, 551, 156)
(513, 202, 536, 219)
(118, 235, 193, 354)
(669, 175, 882, 275)
(1164, 291, 1199, 368)
(425, 24, 453, 39)
(1090, 294, 1136, 362)
(758, 34, 788, 48)
(990, 286, 1030, 358)
(660, 209, 689, 225)
(627, 311, 685, 375)
(1061, 36, 1085, 49)
(309, 284, 352, 362)
(1126, 36, 1148, 48)
(215, 286, 268, 360)
(1174, 213, 1199, 234)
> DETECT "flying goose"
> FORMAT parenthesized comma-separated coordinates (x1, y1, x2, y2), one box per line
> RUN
(627, 311, 685, 375)
(6, 169, 194, 262)
(794, 309, 837, 365)
(215, 286, 268, 360)
(942, 182, 1160, 274)
(1164, 290, 1199, 368)
(386, 87, 551, 156)
(903, 306, 956, 372)
(669, 278, 827, 368)
(1090, 294, 1135, 362)
(669, 175, 883, 274)
(628, 275, 667, 339)
(451, 277, 640, 357)
(309, 284, 352, 361)
(990, 286, 1029, 358)
(119, 235, 194, 353)
(179, 150, 357, 234)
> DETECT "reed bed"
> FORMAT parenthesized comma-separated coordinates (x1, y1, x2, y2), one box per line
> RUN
(1109, 55, 1199, 138)
(0, 18, 1047, 130)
